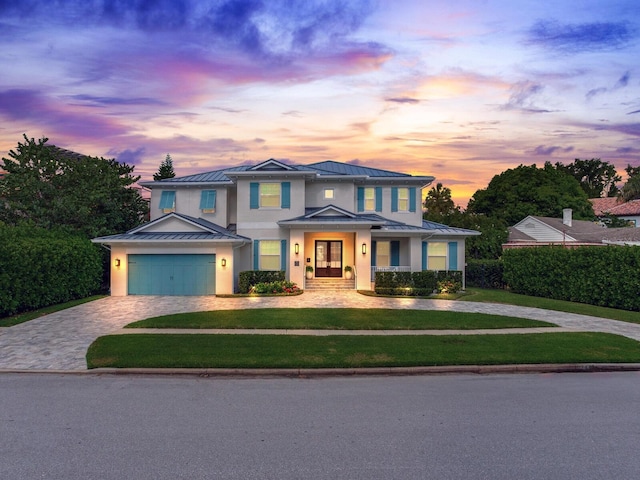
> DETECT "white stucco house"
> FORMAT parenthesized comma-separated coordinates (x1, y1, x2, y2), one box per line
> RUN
(92, 159, 479, 295)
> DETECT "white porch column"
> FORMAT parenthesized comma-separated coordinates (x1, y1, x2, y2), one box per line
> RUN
(355, 229, 372, 290)
(215, 245, 234, 295)
(288, 230, 305, 288)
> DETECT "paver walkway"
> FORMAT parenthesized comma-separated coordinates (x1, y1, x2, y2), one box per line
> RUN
(2, 291, 640, 371)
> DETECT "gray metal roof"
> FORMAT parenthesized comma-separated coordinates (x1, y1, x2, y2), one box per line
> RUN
(307, 160, 411, 177)
(421, 220, 481, 236)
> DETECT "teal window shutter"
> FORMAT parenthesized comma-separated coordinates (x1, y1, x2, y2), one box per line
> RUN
(199, 190, 216, 209)
(371, 241, 377, 267)
(375, 187, 383, 212)
(448, 242, 458, 270)
(409, 188, 417, 212)
(250, 183, 259, 209)
(159, 191, 175, 209)
(253, 240, 260, 270)
(422, 241, 427, 270)
(357, 187, 364, 212)
(280, 240, 287, 271)
(281, 182, 290, 209)
(391, 241, 400, 266)
(391, 187, 398, 212)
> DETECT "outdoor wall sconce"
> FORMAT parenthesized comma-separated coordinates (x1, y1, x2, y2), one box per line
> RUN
(361, 243, 367, 255)
(114, 258, 121, 267)
(294, 243, 300, 254)
(221, 258, 227, 267)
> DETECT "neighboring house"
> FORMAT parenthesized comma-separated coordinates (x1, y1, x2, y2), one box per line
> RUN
(504, 208, 640, 249)
(590, 197, 640, 227)
(93, 159, 479, 295)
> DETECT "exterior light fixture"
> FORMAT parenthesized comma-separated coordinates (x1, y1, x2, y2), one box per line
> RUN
(221, 258, 227, 267)
(294, 243, 299, 254)
(114, 258, 121, 267)
(362, 243, 367, 255)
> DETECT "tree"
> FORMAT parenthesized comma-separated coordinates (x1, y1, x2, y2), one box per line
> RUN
(153, 154, 175, 181)
(423, 183, 459, 216)
(0, 135, 148, 238)
(620, 164, 640, 201)
(466, 163, 594, 225)
(554, 158, 621, 198)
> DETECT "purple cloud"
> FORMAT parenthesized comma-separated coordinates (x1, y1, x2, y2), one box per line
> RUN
(385, 97, 420, 104)
(66, 94, 166, 107)
(533, 145, 575, 156)
(501, 81, 551, 113)
(106, 147, 147, 165)
(527, 19, 633, 52)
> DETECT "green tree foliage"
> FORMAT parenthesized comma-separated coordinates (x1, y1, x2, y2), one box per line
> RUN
(621, 164, 640, 201)
(554, 158, 621, 198)
(0, 135, 148, 238)
(423, 183, 459, 216)
(466, 163, 594, 225)
(153, 154, 176, 181)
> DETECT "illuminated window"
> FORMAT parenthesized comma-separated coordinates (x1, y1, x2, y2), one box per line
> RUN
(260, 240, 281, 270)
(428, 242, 447, 270)
(376, 241, 390, 267)
(260, 183, 281, 208)
(397, 188, 409, 211)
(364, 187, 375, 211)
(324, 188, 334, 199)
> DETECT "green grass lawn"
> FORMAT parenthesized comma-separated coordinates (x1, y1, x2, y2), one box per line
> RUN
(86, 332, 640, 369)
(462, 288, 640, 324)
(0, 295, 107, 327)
(126, 308, 554, 330)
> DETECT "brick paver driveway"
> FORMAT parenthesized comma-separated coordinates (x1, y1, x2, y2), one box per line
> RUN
(2, 291, 640, 370)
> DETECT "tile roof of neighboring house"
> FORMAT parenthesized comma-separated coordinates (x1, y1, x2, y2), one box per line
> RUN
(590, 197, 640, 216)
(143, 159, 434, 186)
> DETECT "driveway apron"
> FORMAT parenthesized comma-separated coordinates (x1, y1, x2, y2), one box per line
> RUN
(2, 291, 640, 371)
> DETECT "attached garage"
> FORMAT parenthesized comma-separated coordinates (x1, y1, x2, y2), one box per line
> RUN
(128, 254, 216, 295)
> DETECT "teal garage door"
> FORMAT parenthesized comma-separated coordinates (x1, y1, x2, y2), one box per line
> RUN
(128, 254, 216, 295)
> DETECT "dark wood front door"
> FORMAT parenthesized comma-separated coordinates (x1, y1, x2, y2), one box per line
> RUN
(315, 241, 342, 277)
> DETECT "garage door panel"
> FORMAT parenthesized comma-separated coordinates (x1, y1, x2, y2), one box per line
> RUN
(128, 254, 216, 295)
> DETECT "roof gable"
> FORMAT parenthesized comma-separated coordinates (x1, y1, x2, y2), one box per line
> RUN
(249, 159, 295, 171)
(304, 205, 357, 219)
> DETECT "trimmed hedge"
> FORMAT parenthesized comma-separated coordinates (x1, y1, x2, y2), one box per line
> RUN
(0, 225, 102, 317)
(466, 259, 505, 289)
(238, 270, 285, 294)
(374, 271, 462, 296)
(503, 246, 640, 311)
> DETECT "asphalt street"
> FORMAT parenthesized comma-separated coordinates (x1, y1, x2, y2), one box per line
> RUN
(2, 372, 639, 479)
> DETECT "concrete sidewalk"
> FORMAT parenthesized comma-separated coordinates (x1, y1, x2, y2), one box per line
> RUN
(2, 290, 640, 371)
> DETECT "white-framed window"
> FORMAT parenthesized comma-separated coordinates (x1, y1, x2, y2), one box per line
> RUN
(260, 183, 281, 208)
(376, 241, 390, 267)
(324, 188, 334, 200)
(397, 187, 409, 212)
(260, 240, 281, 270)
(364, 187, 375, 211)
(428, 242, 447, 270)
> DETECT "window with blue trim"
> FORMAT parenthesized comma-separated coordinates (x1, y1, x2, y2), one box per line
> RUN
(159, 191, 175, 212)
(199, 190, 216, 213)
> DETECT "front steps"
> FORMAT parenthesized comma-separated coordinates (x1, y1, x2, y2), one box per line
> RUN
(304, 277, 356, 290)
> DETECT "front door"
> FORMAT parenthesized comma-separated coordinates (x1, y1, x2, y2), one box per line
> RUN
(315, 240, 342, 277)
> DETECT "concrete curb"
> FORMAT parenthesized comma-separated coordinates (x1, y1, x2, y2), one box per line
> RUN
(2, 363, 640, 377)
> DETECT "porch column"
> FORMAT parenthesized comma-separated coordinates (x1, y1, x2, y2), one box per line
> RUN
(288, 229, 305, 288)
(409, 237, 423, 272)
(355, 229, 371, 290)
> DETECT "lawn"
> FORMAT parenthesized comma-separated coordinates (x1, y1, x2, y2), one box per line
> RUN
(86, 332, 640, 369)
(126, 308, 554, 330)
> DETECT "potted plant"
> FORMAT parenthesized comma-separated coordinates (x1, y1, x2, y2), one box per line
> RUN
(344, 265, 352, 279)
(305, 265, 314, 279)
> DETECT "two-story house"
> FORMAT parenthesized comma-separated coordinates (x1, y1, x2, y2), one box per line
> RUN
(93, 159, 479, 295)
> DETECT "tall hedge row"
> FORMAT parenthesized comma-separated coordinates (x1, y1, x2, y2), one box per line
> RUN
(0, 225, 102, 317)
(503, 246, 640, 311)
(465, 259, 505, 289)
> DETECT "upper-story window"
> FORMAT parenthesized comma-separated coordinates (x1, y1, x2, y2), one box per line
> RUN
(199, 190, 217, 213)
(260, 183, 280, 207)
(250, 182, 291, 209)
(324, 188, 334, 200)
(391, 187, 416, 213)
(159, 191, 176, 213)
(357, 186, 382, 212)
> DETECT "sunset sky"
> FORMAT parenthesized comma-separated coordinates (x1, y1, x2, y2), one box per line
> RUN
(1, 0, 638, 206)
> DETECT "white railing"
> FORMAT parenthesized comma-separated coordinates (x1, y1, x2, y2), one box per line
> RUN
(371, 266, 411, 281)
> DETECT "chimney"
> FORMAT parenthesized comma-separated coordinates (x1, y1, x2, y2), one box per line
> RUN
(563, 208, 572, 227)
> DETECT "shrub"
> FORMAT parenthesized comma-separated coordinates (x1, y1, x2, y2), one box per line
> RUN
(374, 270, 462, 296)
(0, 225, 102, 317)
(466, 259, 505, 289)
(238, 270, 286, 294)
(249, 281, 301, 295)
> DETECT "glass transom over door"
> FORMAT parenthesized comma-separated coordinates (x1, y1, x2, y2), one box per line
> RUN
(315, 240, 342, 277)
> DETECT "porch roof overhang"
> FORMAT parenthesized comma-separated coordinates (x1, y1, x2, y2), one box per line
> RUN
(278, 205, 387, 228)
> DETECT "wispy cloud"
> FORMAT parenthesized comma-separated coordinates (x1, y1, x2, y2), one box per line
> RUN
(526, 19, 633, 53)
(586, 71, 632, 100)
(501, 81, 551, 113)
(532, 145, 574, 156)
(385, 97, 421, 104)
